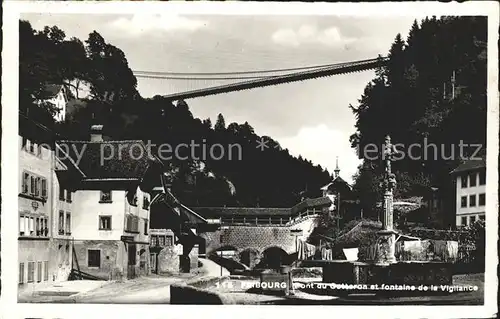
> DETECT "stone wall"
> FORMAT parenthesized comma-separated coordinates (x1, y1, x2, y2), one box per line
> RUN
(199, 215, 319, 257)
(73, 240, 125, 280)
(50, 239, 73, 282)
(157, 245, 181, 273)
(156, 244, 199, 273)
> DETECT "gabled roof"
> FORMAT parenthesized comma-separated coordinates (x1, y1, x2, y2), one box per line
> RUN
(56, 140, 159, 181)
(41, 84, 64, 99)
(321, 176, 352, 191)
(450, 158, 486, 175)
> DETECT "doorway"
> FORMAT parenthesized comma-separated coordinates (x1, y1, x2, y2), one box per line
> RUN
(127, 244, 137, 279)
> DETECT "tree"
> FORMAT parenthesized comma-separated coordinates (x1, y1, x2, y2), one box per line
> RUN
(349, 17, 487, 225)
(214, 113, 226, 131)
(202, 118, 212, 129)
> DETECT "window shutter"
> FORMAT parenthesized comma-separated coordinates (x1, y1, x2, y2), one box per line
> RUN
(19, 216, 25, 233)
(30, 176, 35, 195)
(41, 179, 47, 198)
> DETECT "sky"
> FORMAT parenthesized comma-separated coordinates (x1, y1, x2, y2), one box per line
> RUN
(23, 13, 420, 184)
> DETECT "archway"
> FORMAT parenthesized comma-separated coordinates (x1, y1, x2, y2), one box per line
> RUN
(258, 246, 290, 270)
(239, 248, 261, 268)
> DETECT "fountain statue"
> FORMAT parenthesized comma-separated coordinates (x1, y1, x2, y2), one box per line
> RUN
(375, 135, 398, 265)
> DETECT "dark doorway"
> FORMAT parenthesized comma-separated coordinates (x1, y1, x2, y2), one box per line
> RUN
(127, 244, 137, 279)
(259, 247, 289, 269)
(240, 249, 259, 268)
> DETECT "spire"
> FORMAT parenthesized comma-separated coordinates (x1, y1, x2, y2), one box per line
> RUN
(334, 156, 340, 178)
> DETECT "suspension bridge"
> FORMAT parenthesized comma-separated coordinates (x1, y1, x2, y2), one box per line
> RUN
(133, 56, 388, 101)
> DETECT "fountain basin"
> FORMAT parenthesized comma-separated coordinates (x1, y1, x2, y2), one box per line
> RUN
(319, 260, 453, 286)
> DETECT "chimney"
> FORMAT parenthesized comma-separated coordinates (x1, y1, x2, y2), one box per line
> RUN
(90, 125, 104, 142)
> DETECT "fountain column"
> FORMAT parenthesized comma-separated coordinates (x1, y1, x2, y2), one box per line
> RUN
(375, 135, 397, 265)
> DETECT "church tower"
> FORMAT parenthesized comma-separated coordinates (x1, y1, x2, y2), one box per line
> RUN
(334, 156, 340, 179)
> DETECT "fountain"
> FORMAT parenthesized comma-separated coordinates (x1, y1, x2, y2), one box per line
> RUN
(319, 135, 456, 293)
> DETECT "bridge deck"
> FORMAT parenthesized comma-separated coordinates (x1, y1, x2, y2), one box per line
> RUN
(162, 57, 388, 100)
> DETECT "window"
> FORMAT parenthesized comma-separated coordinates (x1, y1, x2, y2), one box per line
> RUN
(35, 218, 41, 236)
(65, 213, 71, 235)
(151, 235, 158, 246)
(59, 185, 65, 201)
(100, 190, 112, 203)
(460, 196, 467, 208)
(29, 217, 34, 236)
(470, 216, 476, 224)
(469, 195, 476, 207)
(469, 173, 477, 187)
(461, 175, 468, 188)
(37, 143, 43, 157)
(19, 216, 26, 236)
(37, 262, 42, 282)
(19, 263, 25, 284)
(66, 190, 72, 203)
(461, 216, 467, 226)
(43, 261, 48, 281)
(479, 215, 485, 221)
(22, 172, 29, 194)
(21, 172, 47, 200)
(143, 196, 150, 210)
(159, 236, 165, 246)
(30, 176, 36, 195)
(42, 218, 48, 236)
(21, 137, 28, 150)
(34, 177, 41, 197)
(127, 192, 138, 206)
(59, 211, 65, 235)
(144, 219, 148, 235)
(479, 171, 486, 185)
(479, 193, 486, 206)
(166, 235, 173, 246)
(125, 215, 139, 232)
(41, 179, 47, 199)
(19, 215, 48, 237)
(99, 216, 112, 230)
(88, 250, 101, 268)
(27, 262, 35, 283)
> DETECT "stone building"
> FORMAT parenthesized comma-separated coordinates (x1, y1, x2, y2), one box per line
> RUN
(18, 119, 54, 288)
(450, 158, 486, 227)
(148, 228, 200, 274)
(55, 125, 163, 280)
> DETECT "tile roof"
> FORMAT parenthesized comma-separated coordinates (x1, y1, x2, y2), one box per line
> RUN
(56, 140, 159, 180)
(290, 196, 332, 214)
(192, 196, 333, 218)
(192, 207, 292, 218)
(450, 158, 486, 174)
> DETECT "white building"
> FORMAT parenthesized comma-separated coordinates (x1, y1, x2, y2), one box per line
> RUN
(451, 158, 486, 227)
(54, 125, 163, 280)
(38, 84, 69, 122)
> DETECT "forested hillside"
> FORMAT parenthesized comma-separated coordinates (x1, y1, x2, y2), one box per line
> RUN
(349, 17, 487, 221)
(19, 20, 332, 208)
